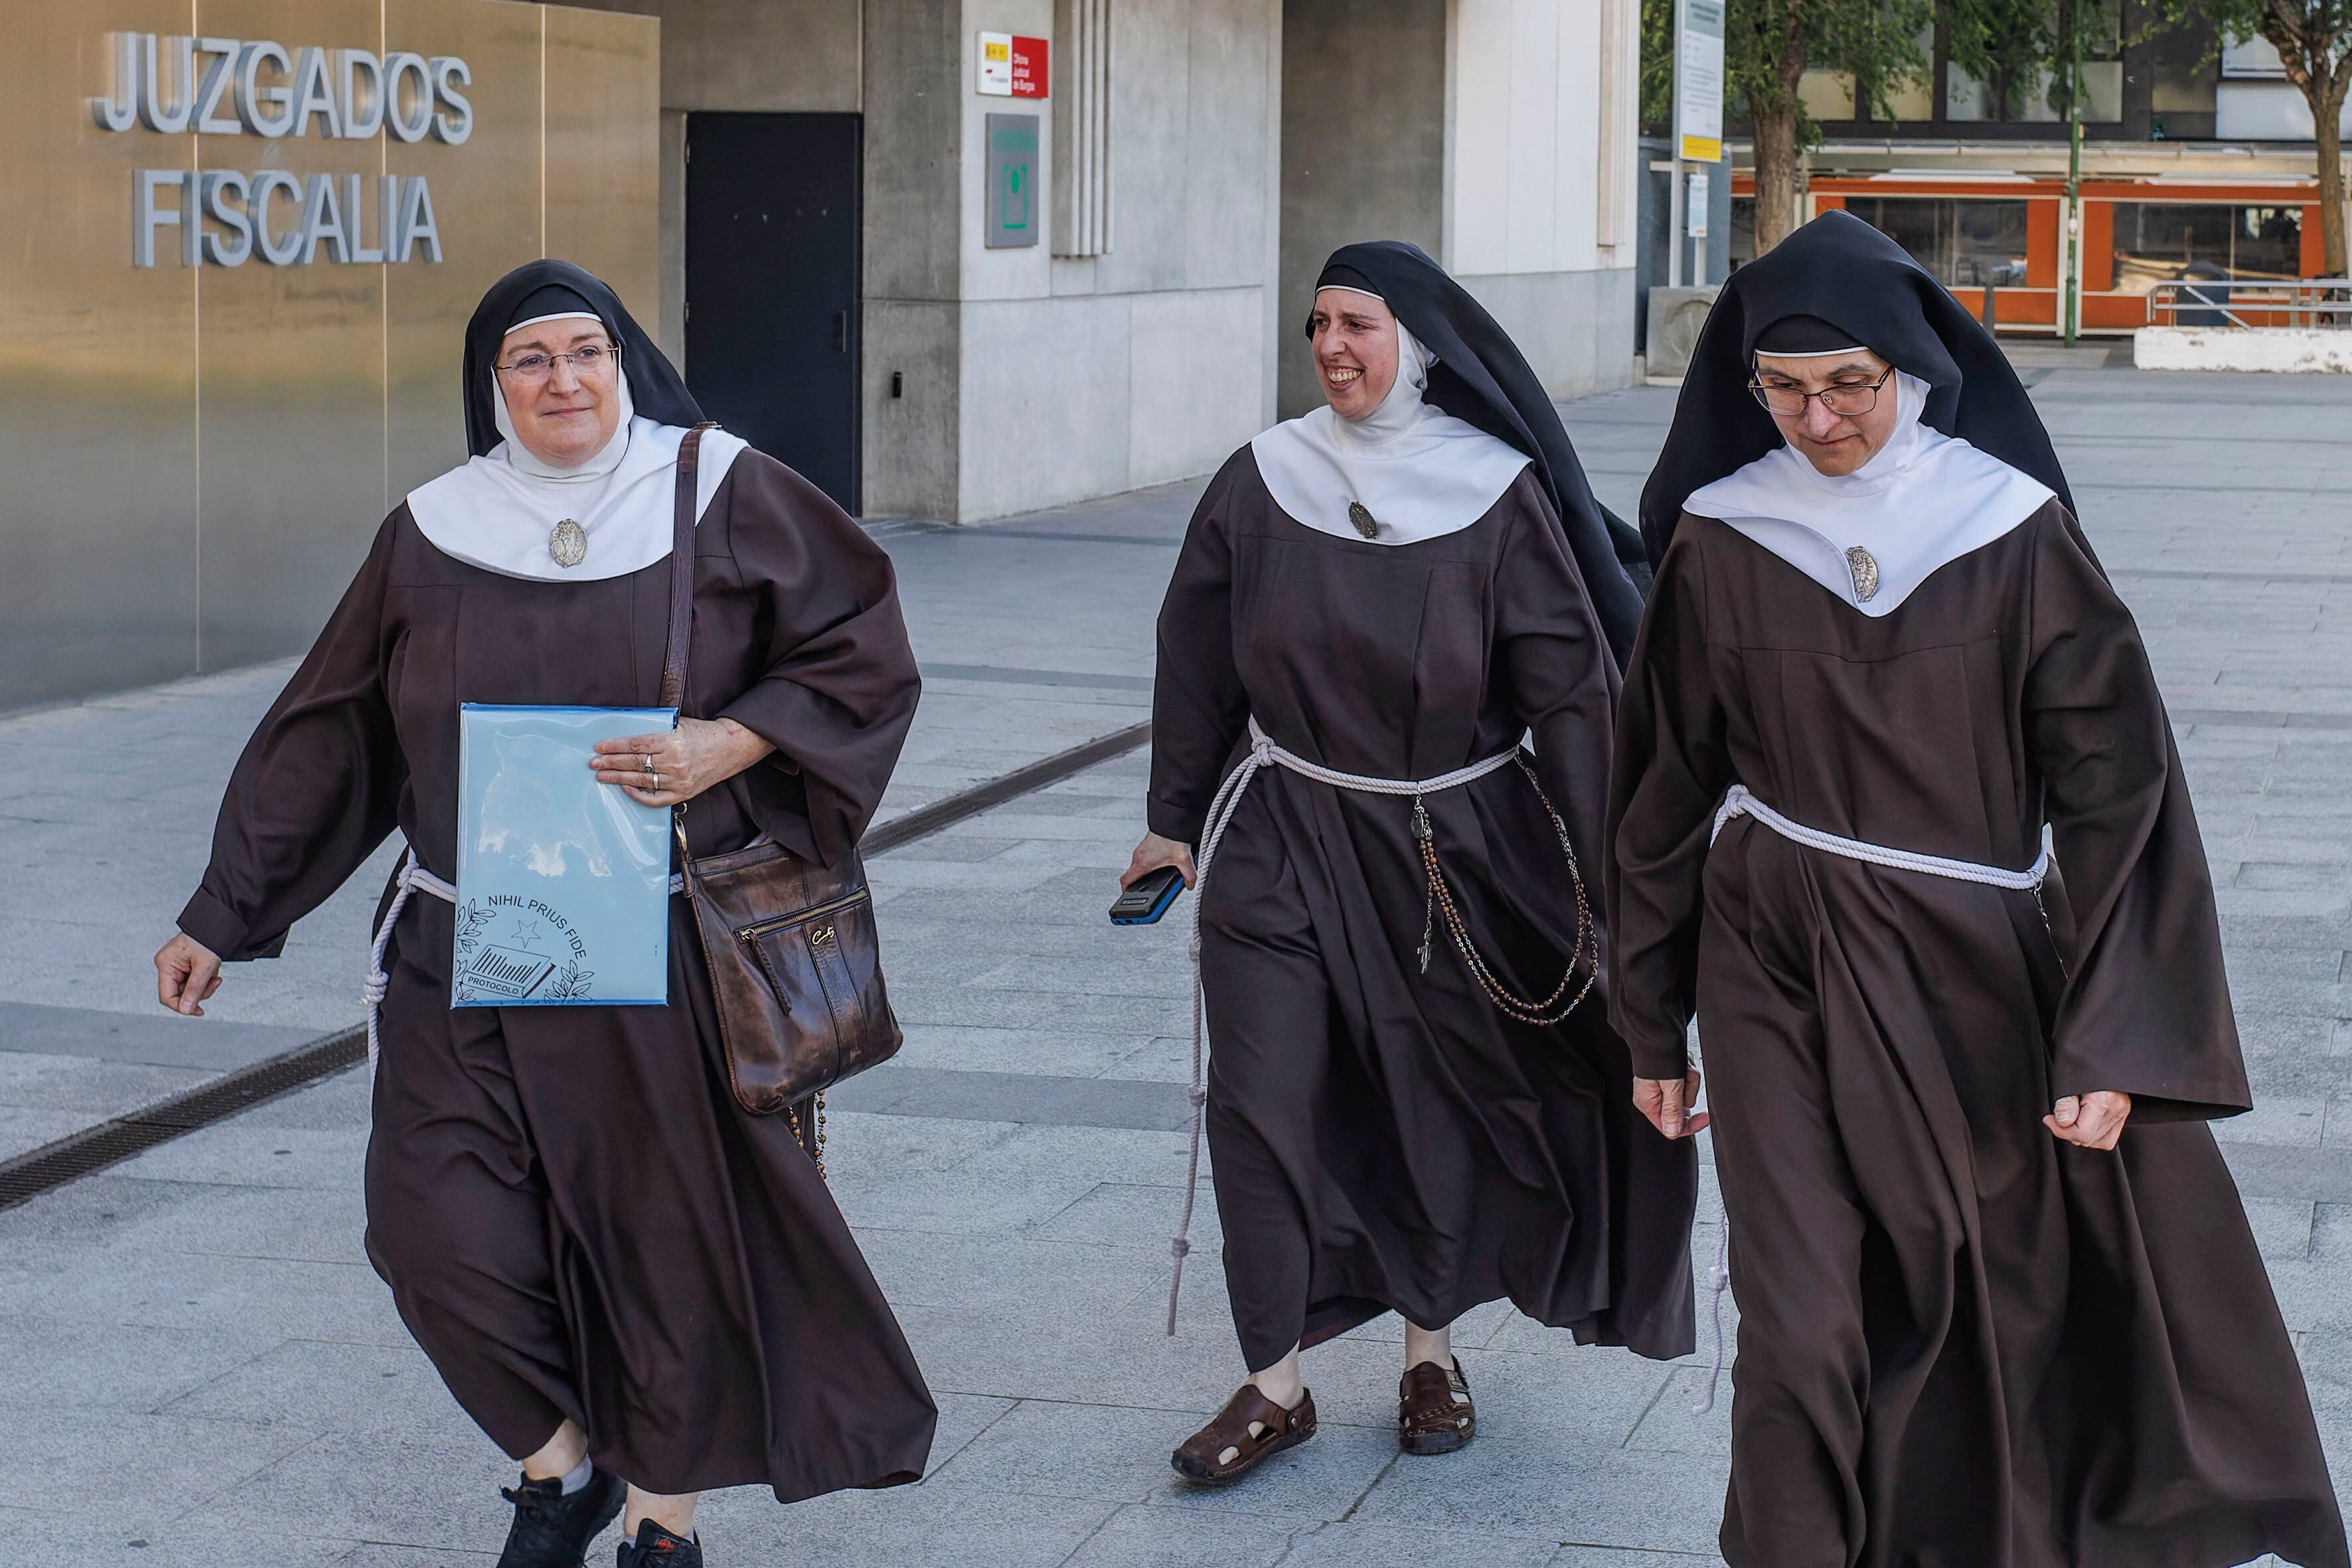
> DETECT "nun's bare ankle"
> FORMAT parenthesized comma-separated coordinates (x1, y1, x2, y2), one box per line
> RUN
(1247, 1346, 1306, 1409)
(624, 1487, 700, 1538)
(520, 1418, 588, 1480)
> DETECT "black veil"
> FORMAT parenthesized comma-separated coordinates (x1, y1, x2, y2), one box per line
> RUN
(1314, 241, 1652, 668)
(461, 259, 705, 457)
(1636, 210, 2072, 567)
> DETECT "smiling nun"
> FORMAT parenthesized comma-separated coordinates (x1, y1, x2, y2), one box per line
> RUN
(152, 260, 935, 1568)
(1124, 241, 1693, 1484)
(1608, 211, 2347, 1567)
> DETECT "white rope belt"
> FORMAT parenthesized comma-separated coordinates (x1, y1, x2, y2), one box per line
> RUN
(1710, 784, 2050, 890)
(1164, 718, 1520, 1333)
(363, 846, 685, 1066)
(1685, 784, 2053, 1417)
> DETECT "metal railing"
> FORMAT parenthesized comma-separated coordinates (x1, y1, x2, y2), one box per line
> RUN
(2148, 278, 2352, 330)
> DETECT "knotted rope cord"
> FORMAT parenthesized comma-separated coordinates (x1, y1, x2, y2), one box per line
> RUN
(1692, 1151, 1732, 1414)
(1686, 785, 2055, 1413)
(364, 850, 456, 1066)
(1711, 785, 2049, 890)
(1164, 718, 1589, 1334)
(362, 847, 686, 1069)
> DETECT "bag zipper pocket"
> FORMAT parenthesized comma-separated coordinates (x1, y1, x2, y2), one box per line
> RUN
(735, 888, 871, 945)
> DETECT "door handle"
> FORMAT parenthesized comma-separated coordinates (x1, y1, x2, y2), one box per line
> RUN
(833, 309, 848, 353)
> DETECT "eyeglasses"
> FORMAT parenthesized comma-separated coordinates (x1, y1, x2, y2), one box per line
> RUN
(495, 343, 621, 384)
(1747, 364, 1893, 418)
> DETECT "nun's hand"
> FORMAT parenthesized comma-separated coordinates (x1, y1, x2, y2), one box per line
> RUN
(1633, 1071, 1710, 1140)
(1122, 832, 1196, 890)
(155, 932, 223, 1016)
(592, 717, 775, 807)
(2045, 1090, 2132, 1151)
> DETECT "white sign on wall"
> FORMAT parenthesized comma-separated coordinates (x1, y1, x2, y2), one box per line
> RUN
(1674, 0, 1725, 164)
(978, 31, 1014, 95)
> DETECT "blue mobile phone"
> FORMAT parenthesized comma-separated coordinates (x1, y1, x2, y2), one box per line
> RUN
(1109, 865, 1186, 925)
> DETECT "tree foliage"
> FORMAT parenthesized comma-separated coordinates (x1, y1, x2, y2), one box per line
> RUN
(2181, 0, 2352, 273)
(1644, 0, 1934, 249)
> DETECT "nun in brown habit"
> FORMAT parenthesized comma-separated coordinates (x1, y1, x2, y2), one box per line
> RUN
(153, 260, 935, 1568)
(1125, 242, 1695, 1485)
(1609, 211, 2347, 1567)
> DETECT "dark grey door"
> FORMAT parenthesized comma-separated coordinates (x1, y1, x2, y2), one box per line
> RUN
(685, 112, 862, 512)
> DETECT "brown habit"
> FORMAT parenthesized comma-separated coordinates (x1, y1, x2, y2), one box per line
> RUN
(180, 451, 937, 1500)
(1607, 501, 2346, 1567)
(1151, 451, 1697, 1370)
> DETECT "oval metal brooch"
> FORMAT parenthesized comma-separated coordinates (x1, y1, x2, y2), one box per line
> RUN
(1347, 501, 1379, 540)
(1845, 545, 1881, 603)
(549, 518, 588, 568)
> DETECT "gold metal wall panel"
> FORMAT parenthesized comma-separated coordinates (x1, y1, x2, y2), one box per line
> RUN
(386, 0, 546, 503)
(543, 6, 660, 312)
(0, 1, 200, 706)
(0, 0, 660, 710)
(191, 0, 390, 673)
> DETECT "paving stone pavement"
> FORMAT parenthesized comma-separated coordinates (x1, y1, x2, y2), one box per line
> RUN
(2, 366, 2349, 1567)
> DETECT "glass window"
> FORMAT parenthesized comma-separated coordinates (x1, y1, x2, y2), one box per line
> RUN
(1842, 197, 2032, 287)
(1799, 68, 1858, 119)
(2151, 62, 2217, 114)
(2106, 202, 2303, 291)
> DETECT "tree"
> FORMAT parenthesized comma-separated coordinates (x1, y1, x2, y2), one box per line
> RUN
(1644, 0, 1934, 252)
(2193, 0, 2351, 275)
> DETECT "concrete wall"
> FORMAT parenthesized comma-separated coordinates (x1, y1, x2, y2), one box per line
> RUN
(2136, 325, 2352, 374)
(1445, 0, 1640, 398)
(854, 0, 1283, 520)
(558, 0, 861, 112)
(1275, 0, 1639, 419)
(1277, 0, 1448, 418)
(862, 0, 966, 518)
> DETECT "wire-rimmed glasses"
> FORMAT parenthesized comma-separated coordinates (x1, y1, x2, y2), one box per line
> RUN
(495, 343, 621, 384)
(1747, 364, 1893, 418)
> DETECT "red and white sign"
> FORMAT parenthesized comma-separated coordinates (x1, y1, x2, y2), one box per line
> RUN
(1009, 35, 1048, 96)
(977, 31, 1048, 97)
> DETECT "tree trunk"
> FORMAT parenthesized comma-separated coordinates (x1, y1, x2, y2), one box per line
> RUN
(1753, 104, 1802, 252)
(2315, 69, 2349, 279)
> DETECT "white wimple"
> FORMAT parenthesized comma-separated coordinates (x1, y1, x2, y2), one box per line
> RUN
(1164, 718, 1520, 1333)
(362, 846, 684, 1068)
(1686, 784, 2053, 1415)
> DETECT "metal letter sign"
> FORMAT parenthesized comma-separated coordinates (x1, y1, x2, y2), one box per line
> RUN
(92, 30, 459, 267)
(1674, 0, 1725, 165)
(985, 112, 1038, 248)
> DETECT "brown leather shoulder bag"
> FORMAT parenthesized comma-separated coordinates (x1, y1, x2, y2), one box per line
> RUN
(662, 426, 903, 1142)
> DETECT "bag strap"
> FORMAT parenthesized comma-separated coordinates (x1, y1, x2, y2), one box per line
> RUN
(659, 423, 718, 712)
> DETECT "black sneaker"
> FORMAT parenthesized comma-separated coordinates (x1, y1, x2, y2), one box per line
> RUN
(497, 1467, 626, 1568)
(617, 1519, 703, 1566)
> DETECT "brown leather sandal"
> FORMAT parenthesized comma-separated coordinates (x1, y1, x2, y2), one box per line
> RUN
(1399, 1358, 1475, 1454)
(1171, 1383, 1318, 1484)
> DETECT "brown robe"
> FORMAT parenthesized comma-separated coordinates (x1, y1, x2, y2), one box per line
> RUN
(180, 450, 937, 1501)
(1607, 500, 2346, 1567)
(1150, 451, 1697, 1371)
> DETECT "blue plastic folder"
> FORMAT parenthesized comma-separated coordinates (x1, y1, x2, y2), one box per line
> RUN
(453, 704, 677, 1007)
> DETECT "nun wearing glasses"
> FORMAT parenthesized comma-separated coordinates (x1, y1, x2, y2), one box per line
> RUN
(1123, 241, 1695, 1486)
(152, 260, 935, 1568)
(1608, 212, 2345, 1567)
